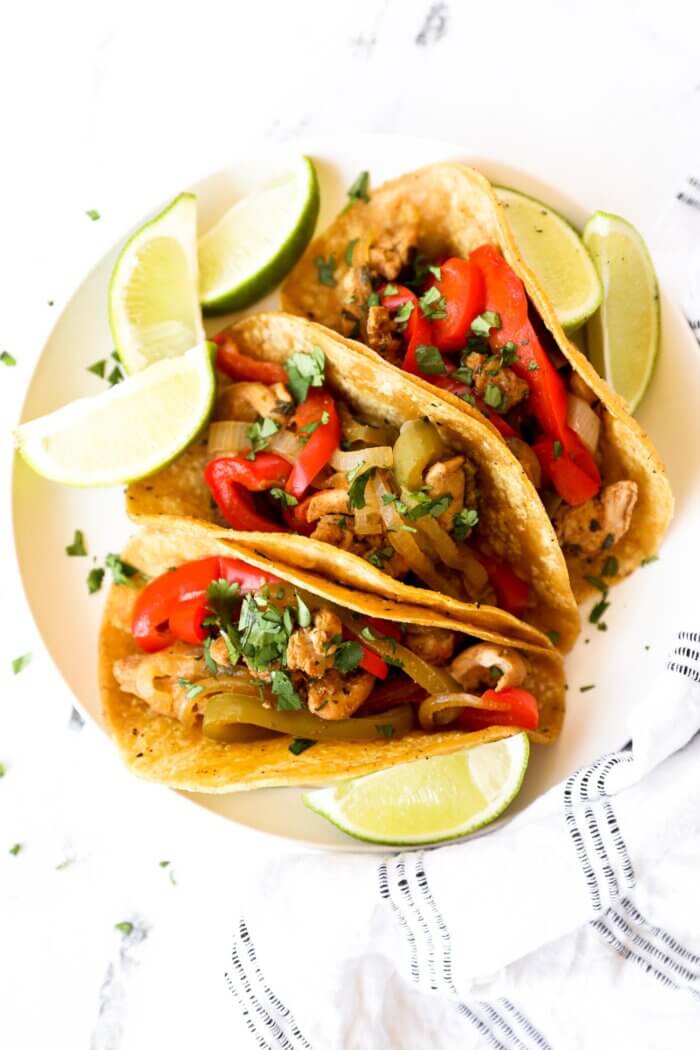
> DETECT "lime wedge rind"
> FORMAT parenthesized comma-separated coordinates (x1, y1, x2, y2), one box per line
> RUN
(304, 733, 529, 846)
(109, 193, 205, 375)
(582, 211, 660, 413)
(198, 155, 320, 315)
(496, 185, 603, 332)
(14, 343, 215, 487)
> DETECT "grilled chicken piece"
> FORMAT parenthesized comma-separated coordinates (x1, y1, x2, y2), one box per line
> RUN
(404, 625, 456, 665)
(307, 670, 375, 719)
(554, 480, 638, 554)
(216, 381, 292, 424)
(286, 609, 342, 678)
(465, 353, 530, 414)
(450, 643, 527, 693)
(424, 456, 465, 530)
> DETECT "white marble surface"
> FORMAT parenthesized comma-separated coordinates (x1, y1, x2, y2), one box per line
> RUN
(1, 1, 699, 1046)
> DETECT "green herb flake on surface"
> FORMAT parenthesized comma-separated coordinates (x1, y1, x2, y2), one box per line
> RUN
(115, 921, 133, 936)
(334, 640, 363, 674)
(394, 301, 414, 324)
(270, 487, 298, 507)
(1, 351, 17, 367)
(271, 670, 302, 710)
(366, 547, 394, 568)
(484, 383, 503, 409)
(419, 285, 448, 320)
(579, 684, 595, 693)
(641, 555, 658, 566)
(87, 567, 105, 594)
(289, 738, 316, 756)
(11, 653, 32, 675)
(589, 598, 610, 625)
(9, 843, 22, 856)
(584, 575, 608, 594)
(415, 344, 446, 375)
(86, 209, 100, 221)
(343, 170, 370, 211)
(452, 507, 479, 541)
(601, 556, 619, 577)
(66, 529, 87, 557)
(87, 359, 106, 378)
(315, 254, 337, 287)
(546, 630, 561, 646)
(375, 724, 394, 738)
(470, 311, 501, 337)
(285, 346, 326, 402)
(344, 238, 359, 266)
(348, 467, 376, 510)
(527, 361, 539, 371)
(105, 553, 140, 586)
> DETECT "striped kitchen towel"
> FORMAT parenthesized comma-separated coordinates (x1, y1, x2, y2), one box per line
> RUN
(222, 171, 700, 1048)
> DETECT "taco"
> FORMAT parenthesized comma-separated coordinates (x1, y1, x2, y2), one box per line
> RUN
(100, 519, 565, 791)
(281, 163, 673, 600)
(127, 313, 580, 650)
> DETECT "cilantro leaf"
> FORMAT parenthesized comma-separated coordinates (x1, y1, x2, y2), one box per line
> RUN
(584, 575, 608, 594)
(87, 359, 106, 378)
(418, 285, 448, 320)
(415, 344, 446, 375)
(108, 365, 124, 386)
(334, 640, 363, 673)
(342, 171, 370, 211)
(527, 360, 539, 371)
(296, 593, 312, 628)
(9, 843, 22, 856)
(402, 489, 452, 521)
(602, 556, 619, 577)
(206, 578, 241, 631)
(394, 301, 414, 324)
(366, 291, 380, 307)
(470, 311, 501, 337)
(246, 416, 279, 458)
(86, 209, 100, 221)
(66, 529, 87, 557)
(483, 382, 504, 409)
(271, 670, 302, 710)
(87, 567, 105, 594)
(546, 630, 561, 646)
(375, 724, 394, 738)
(203, 636, 218, 675)
(11, 653, 31, 675)
(366, 547, 394, 568)
(284, 346, 326, 403)
(289, 738, 315, 756)
(269, 487, 298, 507)
(641, 554, 658, 566)
(427, 264, 442, 280)
(315, 255, 337, 287)
(348, 467, 376, 510)
(344, 238, 359, 266)
(452, 507, 479, 541)
(589, 597, 610, 625)
(453, 366, 473, 386)
(115, 921, 133, 935)
(177, 678, 204, 700)
(1, 350, 17, 367)
(105, 554, 140, 586)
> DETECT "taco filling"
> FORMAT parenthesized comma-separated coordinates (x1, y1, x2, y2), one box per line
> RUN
(203, 333, 534, 617)
(113, 553, 544, 744)
(329, 238, 638, 562)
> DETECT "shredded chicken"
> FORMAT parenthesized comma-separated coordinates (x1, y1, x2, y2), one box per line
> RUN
(216, 381, 292, 424)
(507, 437, 542, 488)
(338, 266, 372, 340)
(366, 305, 401, 357)
(424, 456, 465, 529)
(113, 643, 205, 720)
(307, 669, 375, 719)
(305, 488, 351, 522)
(310, 514, 357, 551)
(450, 643, 527, 693)
(404, 625, 456, 665)
(368, 220, 418, 281)
(309, 515, 409, 578)
(554, 480, 638, 555)
(465, 353, 530, 414)
(286, 609, 342, 678)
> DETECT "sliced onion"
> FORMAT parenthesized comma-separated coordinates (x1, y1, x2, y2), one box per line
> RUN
(268, 428, 304, 463)
(339, 404, 398, 447)
(567, 394, 601, 454)
(207, 421, 250, 458)
(330, 446, 393, 473)
(418, 691, 511, 731)
(355, 474, 384, 535)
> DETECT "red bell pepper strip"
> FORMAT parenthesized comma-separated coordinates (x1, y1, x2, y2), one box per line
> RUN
(204, 454, 290, 531)
(430, 258, 486, 352)
(457, 687, 539, 731)
(380, 285, 434, 375)
(214, 334, 288, 386)
(364, 618, 403, 643)
(132, 557, 278, 652)
(286, 388, 341, 499)
(533, 435, 600, 506)
(169, 595, 209, 645)
(476, 550, 530, 615)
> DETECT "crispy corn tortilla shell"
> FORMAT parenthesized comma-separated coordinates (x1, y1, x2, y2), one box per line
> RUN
(128, 313, 579, 650)
(100, 520, 565, 793)
(281, 162, 673, 601)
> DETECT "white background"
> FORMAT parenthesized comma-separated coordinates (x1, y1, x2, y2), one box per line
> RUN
(1, 1, 699, 1046)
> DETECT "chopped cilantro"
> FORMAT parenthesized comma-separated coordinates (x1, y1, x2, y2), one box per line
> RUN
(484, 383, 504, 409)
(289, 738, 316, 756)
(108, 364, 124, 386)
(419, 285, 447, 320)
(427, 264, 442, 280)
(489, 666, 503, 681)
(115, 921, 133, 935)
(9, 843, 21, 856)
(206, 578, 241, 630)
(1, 350, 17, 367)
(471, 311, 501, 337)
(579, 684, 595, 692)
(601, 556, 619, 578)
(382, 283, 398, 296)
(394, 301, 414, 324)
(344, 238, 359, 266)
(366, 547, 394, 568)
(641, 555, 658, 566)
(270, 487, 298, 507)
(499, 342, 518, 366)
(334, 640, 363, 673)
(453, 366, 474, 385)
(246, 416, 279, 457)
(315, 254, 337, 287)
(87, 567, 105, 594)
(527, 361, 539, 371)
(11, 653, 32, 675)
(271, 670, 302, 710)
(177, 678, 204, 700)
(343, 170, 370, 211)
(348, 467, 376, 510)
(284, 346, 326, 402)
(415, 344, 446, 375)
(66, 529, 87, 557)
(87, 359, 106, 378)
(589, 597, 610, 625)
(366, 291, 381, 308)
(299, 409, 330, 441)
(375, 723, 394, 738)
(105, 554, 140, 586)
(203, 637, 218, 674)
(553, 440, 563, 459)
(461, 392, 476, 406)
(0, 763, 5, 779)
(546, 630, 561, 646)
(296, 593, 311, 628)
(86, 209, 100, 221)
(452, 507, 479, 541)
(584, 575, 608, 594)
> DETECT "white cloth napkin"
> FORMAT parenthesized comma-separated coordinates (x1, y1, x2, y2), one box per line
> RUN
(222, 174, 700, 1049)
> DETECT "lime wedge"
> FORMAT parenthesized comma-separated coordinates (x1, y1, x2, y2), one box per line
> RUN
(583, 211, 660, 413)
(497, 186, 602, 332)
(15, 343, 214, 486)
(304, 733, 529, 846)
(198, 155, 319, 315)
(110, 193, 205, 374)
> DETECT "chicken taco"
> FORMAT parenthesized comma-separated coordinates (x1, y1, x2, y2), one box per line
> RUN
(100, 519, 565, 791)
(127, 312, 580, 649)
(281, 163, 673, 599)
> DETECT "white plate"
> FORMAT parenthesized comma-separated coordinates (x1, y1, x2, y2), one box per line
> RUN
(12, 134, 700, 851)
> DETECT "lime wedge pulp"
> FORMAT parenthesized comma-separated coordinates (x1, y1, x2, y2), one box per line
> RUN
(583, 211, 660, 413)
(110, 193, 205, 374)
(198, 155, 319, 315)
(14, 343, 215, 486)
(496, 186, 602, 332)
(304, 733, 529, 846)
